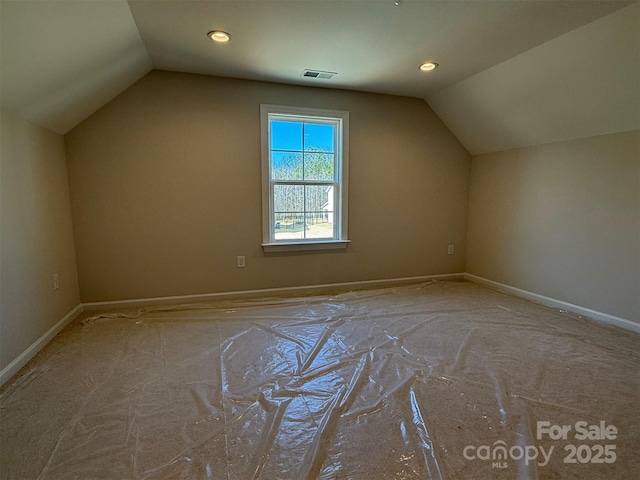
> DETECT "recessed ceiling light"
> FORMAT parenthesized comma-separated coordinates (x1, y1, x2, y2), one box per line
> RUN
(208, 30, 231, 42)
(419, 62, 439, 72)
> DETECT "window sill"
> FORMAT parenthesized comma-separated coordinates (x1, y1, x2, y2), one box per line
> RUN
(262, 240, 350, 253)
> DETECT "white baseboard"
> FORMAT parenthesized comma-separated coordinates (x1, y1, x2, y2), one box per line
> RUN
(465, 273, 640, 334)
(82, 273, 465, 310)
(0, 304, 83, 387)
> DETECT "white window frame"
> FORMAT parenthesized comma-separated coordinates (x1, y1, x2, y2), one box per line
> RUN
(261, 104, 350, 252)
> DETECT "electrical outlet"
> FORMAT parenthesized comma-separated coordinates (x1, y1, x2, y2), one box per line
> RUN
(447, 244, 455, 255)
(53, 273, 60, 290)
(237, 256, 246, 268)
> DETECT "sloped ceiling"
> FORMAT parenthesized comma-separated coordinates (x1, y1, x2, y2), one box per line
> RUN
(428, 2, 640, 154)
(1, 0, 638, 154)
(0, 0, 152, 134)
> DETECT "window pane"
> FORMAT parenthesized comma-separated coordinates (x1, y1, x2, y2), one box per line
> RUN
(305, 185, 334, 239)
(305, 212, 334, 239)
(274, 184, 303, 213)
(272, 151, 302, 180)
(274, 212, 306, 240)
(304, 185, 330, 212)
(303, 152, 334, 181)
(304, 123, 334, 153)
(271, 121, 302, 151)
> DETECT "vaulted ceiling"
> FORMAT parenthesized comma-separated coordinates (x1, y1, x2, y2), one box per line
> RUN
(1, 0, 638, 154)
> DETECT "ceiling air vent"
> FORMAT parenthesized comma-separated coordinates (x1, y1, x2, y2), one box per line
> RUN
(302, 69, 337, 80)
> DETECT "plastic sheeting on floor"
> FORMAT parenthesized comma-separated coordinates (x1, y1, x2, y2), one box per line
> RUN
(1, 280, 639, 479)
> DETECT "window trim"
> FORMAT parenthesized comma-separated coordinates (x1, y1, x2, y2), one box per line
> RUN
(260, 104, 349, 252)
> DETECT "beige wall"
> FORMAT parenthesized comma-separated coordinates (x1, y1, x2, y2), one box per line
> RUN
(467, 130, 640, 322)
(1, 110, 80, 370)
(65, 71, 471, 302)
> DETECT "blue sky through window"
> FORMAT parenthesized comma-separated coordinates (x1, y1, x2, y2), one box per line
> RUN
(304, 123, 334, 152)
(271, 121, 334, 152)
(271, 121, 302, 151)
